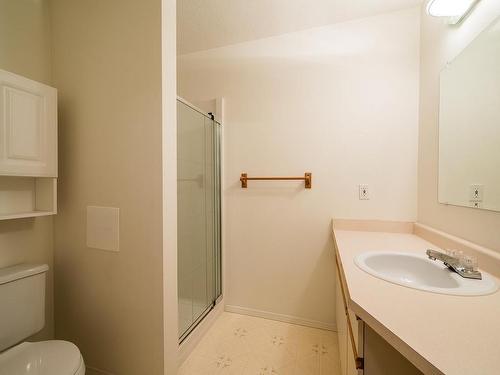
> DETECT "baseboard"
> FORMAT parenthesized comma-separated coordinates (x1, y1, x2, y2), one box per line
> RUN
(225, 305, 336, 332)
(85, 366, 114, 375)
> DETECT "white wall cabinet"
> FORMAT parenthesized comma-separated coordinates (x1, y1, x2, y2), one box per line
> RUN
(0, 70, 57, 219)
(0, 69, 57, 177)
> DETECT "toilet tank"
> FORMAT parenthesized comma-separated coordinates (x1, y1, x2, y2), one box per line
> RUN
(0, 264, 49, 352)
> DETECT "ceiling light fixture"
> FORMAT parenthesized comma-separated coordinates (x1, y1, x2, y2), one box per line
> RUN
(426, 0, 479, 24)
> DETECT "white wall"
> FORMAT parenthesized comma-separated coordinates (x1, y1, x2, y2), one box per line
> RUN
(419, 1, 500, 252)
(0, 0, 54, 342)
(178, 8, 420, 327)
(177, 0, 423, 54)
(162, 0, 179, 373)
(50, 1, 166, 374)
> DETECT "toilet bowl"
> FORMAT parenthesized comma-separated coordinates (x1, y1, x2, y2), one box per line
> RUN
(0, 341, 85, 375)
(0, 264, 85, 375)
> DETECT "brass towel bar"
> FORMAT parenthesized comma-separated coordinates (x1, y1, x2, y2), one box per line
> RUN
(240, 172, 312, 189)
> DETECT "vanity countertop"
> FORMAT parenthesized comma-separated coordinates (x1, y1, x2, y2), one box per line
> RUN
(332, 225, 500, 375)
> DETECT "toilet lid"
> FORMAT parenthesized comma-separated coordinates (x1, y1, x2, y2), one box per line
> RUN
(0, 340, 83, 375)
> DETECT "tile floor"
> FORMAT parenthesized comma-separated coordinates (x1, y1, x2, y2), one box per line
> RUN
(179, 312, 341, 375)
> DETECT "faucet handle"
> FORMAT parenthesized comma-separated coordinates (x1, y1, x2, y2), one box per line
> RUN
(447, 249, 465, 261)
(461, 255, 478, 272)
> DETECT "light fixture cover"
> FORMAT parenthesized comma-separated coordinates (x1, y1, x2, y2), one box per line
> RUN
(427, 0, 478, 23)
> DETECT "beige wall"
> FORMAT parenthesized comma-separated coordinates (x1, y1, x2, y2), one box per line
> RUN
(0, 0, 52, 84)
(50, 0, 165, 374)
(0, 0, 54, 341)
(418, 1, 500, 252)
(178, 8, 420, 327)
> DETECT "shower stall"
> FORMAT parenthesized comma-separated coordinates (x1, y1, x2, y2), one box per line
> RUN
(177, 98, 222, 342)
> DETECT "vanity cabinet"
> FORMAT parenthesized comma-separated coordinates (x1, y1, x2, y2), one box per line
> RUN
(0, 70, 57, 219)
(335, 255, 422, 375)
(335, 267, 348, 374)
(336, 257, 364, 375)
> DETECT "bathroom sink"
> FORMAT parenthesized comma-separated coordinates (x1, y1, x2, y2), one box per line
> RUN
(354, 252, 498, 296)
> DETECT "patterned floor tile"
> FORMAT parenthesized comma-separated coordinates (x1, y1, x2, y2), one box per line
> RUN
(180, 312, 341, 375)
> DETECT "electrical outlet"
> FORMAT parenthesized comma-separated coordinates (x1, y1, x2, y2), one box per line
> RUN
(359, 185, 369, 200)
(469, 184, 484, 202)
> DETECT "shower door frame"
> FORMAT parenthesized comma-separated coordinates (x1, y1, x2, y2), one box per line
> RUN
(177, 97, 223, 343)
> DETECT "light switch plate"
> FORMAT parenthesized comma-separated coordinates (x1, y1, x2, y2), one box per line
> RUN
(86, 206, 120, 252)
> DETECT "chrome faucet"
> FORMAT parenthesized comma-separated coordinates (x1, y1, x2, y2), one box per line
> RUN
(426, 249, 482, 280)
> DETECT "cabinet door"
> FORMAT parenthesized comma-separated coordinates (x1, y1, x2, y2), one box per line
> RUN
(347, 315, 363, 375)
(0, 69, 57, 177)
(336, 264, 348, 375)
(347, 335, 357, 375)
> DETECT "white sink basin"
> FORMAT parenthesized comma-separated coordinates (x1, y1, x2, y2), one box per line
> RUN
(354, 252, 498, 296)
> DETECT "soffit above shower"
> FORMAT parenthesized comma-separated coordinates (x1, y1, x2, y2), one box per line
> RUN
(177, 0, 423, 55)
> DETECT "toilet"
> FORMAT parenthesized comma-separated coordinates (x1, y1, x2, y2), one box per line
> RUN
(0, 264, 85, 375)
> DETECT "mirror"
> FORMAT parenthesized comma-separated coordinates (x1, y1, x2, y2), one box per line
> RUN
(438, 17, 500, 212)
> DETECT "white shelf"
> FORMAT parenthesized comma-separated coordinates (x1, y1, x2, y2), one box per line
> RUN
(0, 176, 57, 220)
(0, 210, 55, 221)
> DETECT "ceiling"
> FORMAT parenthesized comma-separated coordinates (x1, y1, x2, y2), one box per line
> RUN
(177, 0, 423, 55)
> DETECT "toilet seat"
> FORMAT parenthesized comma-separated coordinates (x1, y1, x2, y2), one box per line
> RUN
(0, 340, 85, 375)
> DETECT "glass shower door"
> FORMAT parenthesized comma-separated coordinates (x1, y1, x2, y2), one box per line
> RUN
(177, 99, 221, 341)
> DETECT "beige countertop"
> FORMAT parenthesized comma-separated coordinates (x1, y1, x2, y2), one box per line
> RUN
(332, 226, 500, 375)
